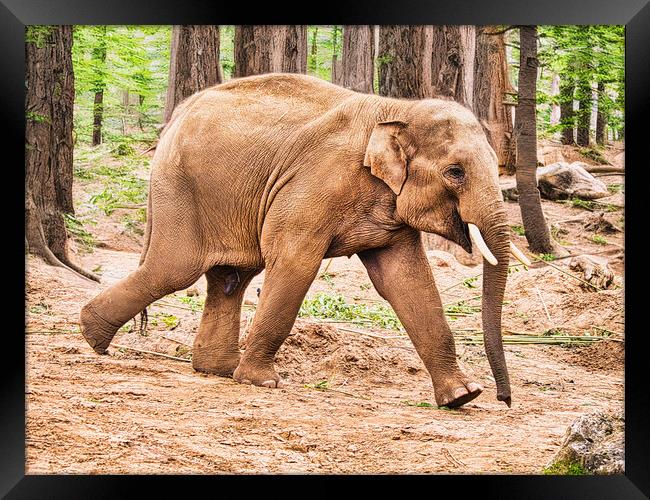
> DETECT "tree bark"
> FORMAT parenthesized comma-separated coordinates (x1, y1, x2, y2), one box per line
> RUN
(559, 74, 575, 145)
(514, 26, 554, 254)
(378, 25, 433, 99)
(91, 26, 107, 146)
(25, 25, 99, 281)
(596, 81, 607, 146)
(576, 75, 591, 147)
(163, 25, 222, 124)
(341, 25, 375, 93)
(473, 26, 515, 173)
(431, 25, 476, 108)
(234, 25, 307, 78)
(331, 26, 342, 85)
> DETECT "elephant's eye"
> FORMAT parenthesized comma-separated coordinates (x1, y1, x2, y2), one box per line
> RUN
(443, 164, 465, 183)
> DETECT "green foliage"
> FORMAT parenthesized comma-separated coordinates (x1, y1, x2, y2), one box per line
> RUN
(63, 213, 96, 252)
(537, 25, 624, 141)
(25, 26, 55, 47)
(511, 225, 526, 236)
(539, 253, 556, 262)
(306, 26, 341, 81)
(591, 235, 608, 245)
(543, 460, 588, 475)
(299, 292, 402, 330)
(177, 295, 206, 312)
(578, 147, 608, 164)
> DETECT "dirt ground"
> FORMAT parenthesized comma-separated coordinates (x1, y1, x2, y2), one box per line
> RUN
(25, 141, 625, 474)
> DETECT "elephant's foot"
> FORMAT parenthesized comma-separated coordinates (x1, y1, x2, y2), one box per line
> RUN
(233, 359, 283, 388)
(192, 350, 240, 378)
(79, 304, 120, 355)
(433, 374, 483, 408)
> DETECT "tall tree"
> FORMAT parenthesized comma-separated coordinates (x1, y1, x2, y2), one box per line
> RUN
(164, 25, 222, 123)
(340, 25, 375, 93)
(90, 26, 107, 146)
(431, 25, 475, 108)
(25, 26, 98, 281)
(575, 71, 592, 147)
(331, 26, 342, 85)
(378, 25, 433, 98)
(558, 73, 575, 145)
(473, 26, 515, 172)
(234, 25, 307, 78)
(595, 81, 607, 146)
(514, 26, 554, 254)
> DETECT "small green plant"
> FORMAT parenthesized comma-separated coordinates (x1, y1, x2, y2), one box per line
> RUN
(320, 272, 335, 287)
(571, 198, 595, 210)
(591, 234, 608, 245)
(359, 283, 371, 291)
(462, 276, 479, 289)
(305, 380, 330, 390)
(153, 313, 179, 329)
(543, 460, 588, 475)
(29, 303, 50, 314)
(511, 225, 525, 236)
(403, 400, 435, 408)
(607, 184, 623, 194)
(578, 146, 607, 164)
(177, 295, 205, 312)
(539, 253, 556, 262)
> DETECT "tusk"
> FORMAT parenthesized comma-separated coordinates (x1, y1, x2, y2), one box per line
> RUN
(510, 242, 532, 266)
(467, 223, 498, 266)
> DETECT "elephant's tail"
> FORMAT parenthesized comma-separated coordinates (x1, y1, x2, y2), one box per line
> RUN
(137, 190, 153, 335)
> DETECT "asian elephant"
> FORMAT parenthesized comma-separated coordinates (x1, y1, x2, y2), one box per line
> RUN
(79, 73, 529, 408)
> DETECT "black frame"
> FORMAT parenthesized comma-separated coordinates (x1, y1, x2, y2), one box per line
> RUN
(4, 0, 648, 497)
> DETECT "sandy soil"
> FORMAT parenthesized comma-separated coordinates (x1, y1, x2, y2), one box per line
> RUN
(25, 142, 625, 474)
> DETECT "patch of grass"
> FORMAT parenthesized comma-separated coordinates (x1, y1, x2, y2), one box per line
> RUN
(539, 253, 556, 262)
(578, 146, 607, 164)
(359, 283, 371, 291)
(591, 234, 608, 245)
(177, 295, 205, 312)
(299, 292, 402, 330)
(63, 213, 96, 253)
(511, 225, 525, 236)
(403, 400, 435, 408)
(152, 313, 179, 330)
(29, 303, 50, 314)
(571, 198, 595, 210)
(543, 460, 588, 475)
(320, 272, 335, 287)
(607, 184, 623, 194)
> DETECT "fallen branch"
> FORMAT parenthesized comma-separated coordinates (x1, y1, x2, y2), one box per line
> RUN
(581, 165, 624, 174)
(112, 343, 191, 363)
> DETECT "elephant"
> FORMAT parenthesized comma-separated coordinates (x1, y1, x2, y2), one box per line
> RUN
(79, 73, 530, 408)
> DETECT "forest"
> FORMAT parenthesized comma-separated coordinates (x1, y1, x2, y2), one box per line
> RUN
(26, 25, 625, 474)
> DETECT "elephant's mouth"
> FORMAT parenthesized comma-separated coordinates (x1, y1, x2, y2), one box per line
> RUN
(447, 208, 473, 254)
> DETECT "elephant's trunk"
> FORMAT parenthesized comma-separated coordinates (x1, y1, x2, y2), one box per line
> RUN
(465, 201, 512, 406)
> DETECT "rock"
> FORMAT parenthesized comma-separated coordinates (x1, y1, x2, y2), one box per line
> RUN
(583, 212, 622, 234)
(538, 145, 566, 166)
(569, 255, 614, 290)
(537, 162, 610, 201)
(547, 410, 624, 475)
(185, 287, 199, 297)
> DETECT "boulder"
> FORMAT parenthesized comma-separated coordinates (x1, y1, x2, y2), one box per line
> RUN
(537, 162, 610, 200)
(547, 410, 624, 475)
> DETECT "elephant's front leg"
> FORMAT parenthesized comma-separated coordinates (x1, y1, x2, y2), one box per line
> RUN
(233, 235, 327, 388)
(358, 229, 483, 408)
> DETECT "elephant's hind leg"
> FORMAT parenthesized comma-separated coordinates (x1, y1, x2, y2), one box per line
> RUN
(79, 259, 207, 354)
(192, 266, 260, 377)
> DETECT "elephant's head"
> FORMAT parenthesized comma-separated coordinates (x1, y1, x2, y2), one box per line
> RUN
(364, 99, 530, 406)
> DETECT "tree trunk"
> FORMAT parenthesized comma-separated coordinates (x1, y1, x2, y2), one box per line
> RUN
(378, 25, 433, 99)
(473, 26, 515, 173)
(576, 75, 591, 147)
(341, 25, 375, 93)
(514, 26, 554, 254)
(234, 25, 307, 78)
(91, 26, 107, 146)
(559, 74, 575, 145)
(163, 25, 222, 124)
(283, 25, 307, 73)
(25, 25, 99, 281)
(331, 26, 342, 85)
(431, 25, 475, 108)
(596, 81, 607, 146)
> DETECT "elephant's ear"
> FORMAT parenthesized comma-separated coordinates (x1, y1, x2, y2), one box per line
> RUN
(364, 121, 409, 195)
